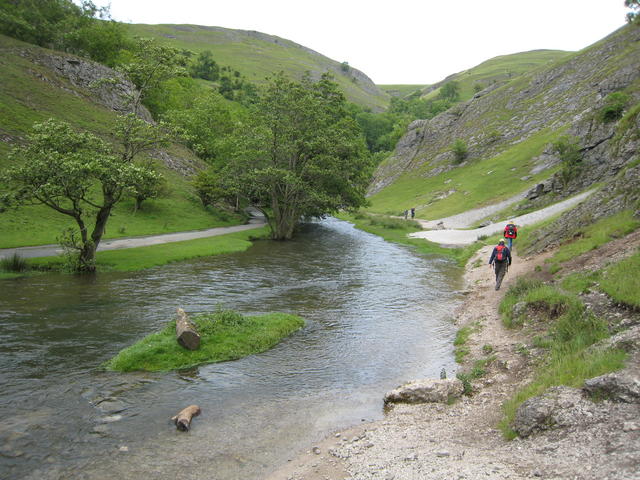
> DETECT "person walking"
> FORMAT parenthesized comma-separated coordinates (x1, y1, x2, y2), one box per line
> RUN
(489, 239, 512, 291)
(403, 209, 408, 220)
(503, 221, 518, 250)
(410, 207, 415, 219)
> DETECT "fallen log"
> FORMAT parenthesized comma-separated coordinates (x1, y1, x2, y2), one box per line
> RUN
(171, 404, 201, 431)
(176, 308, 200, 350)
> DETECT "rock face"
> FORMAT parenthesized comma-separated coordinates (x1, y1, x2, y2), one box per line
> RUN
(512, 386, 599, 437)
(384, 379, 464, 405)
(369, 25, 640, 198)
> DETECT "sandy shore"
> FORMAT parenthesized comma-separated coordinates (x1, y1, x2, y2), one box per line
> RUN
(266, 239, 640, 480)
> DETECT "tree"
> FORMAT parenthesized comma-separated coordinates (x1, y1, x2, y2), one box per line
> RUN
(439, 81, 460, 102)
(189, 50, 220, 81)
(626, 0, 640, 23)
(451, 139, 468, 164)
(219, 73, 374, 240)
(3, 119, 161, 271)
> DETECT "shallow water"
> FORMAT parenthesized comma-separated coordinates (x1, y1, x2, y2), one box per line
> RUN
(0, 218, 463, 479)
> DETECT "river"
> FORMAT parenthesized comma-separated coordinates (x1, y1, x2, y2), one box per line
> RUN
(0, 218, 463, 479)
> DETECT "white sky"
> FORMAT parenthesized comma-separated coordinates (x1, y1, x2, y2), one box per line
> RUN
(97, 0, 630, 85)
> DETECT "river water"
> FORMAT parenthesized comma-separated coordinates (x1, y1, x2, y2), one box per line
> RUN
(0, 218, 463, 480)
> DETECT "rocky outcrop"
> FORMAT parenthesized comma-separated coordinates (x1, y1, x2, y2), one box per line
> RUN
(512, 386, 600, 437)
(19, 48, 153, 122)
(384, 379, 464, 404)
(584, 372, 640, 403)
(369, 25, 640, 197)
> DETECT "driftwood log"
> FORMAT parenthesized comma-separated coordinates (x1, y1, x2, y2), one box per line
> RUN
(171, 405, 201, 431)
(176, 308, 200, 350)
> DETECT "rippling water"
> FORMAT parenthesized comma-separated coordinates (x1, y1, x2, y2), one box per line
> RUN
(0, 218, 463, 479)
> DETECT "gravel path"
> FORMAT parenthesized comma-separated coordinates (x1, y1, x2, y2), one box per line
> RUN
(410, 190, 594, 245)
(0, 221, 265, 259)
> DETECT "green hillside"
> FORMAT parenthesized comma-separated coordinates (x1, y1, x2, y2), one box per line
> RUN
(125, 24, 390, 111)
(423, 49, 571, 102)
(0, 34, 240, 248)
(378, 84, 428, 98)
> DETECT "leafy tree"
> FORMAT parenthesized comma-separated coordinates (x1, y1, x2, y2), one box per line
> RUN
(626, 0, 640, 23)
(189, 50, 220, 81)
(553, 135, 582, 186)
(0, 0, 129, 65)
(3, 119, 161, 271)
(439, 81, 460, 102)
(219, 73, 373, 240)
(451, 139, 468, 164)
(599, 91, 629, 122)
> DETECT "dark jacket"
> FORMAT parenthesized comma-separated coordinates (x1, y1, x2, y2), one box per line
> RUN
(489, 244, 512, 265)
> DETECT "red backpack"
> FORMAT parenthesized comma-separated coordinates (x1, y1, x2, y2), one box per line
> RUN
(495, 245, 507, 262)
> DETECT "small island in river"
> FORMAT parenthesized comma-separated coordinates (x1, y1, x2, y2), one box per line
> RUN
(105, 310, 305, 372)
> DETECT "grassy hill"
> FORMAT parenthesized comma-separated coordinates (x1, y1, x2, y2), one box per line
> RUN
(422, 49, 571, 103)
(366, 25, 640, 220)
(125, 24, 390, 111)
(0, 34, 240, 249)
(378, 84, 428, 98)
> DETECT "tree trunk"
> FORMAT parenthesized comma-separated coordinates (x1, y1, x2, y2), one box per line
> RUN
(171, 405, 201, 431)
(176, 308, 200, 350)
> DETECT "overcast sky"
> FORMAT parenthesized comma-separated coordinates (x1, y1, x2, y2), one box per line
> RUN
(98, 0, 630, 85)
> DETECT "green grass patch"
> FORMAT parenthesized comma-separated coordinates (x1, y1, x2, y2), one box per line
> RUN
(546, 210, 640, 269)
(599, 250, 640, 308)
(339, 212, 480, 267)
(366, 128, 563, 220)
(104, 309, 305, 372)
(29, 226, 268, 272)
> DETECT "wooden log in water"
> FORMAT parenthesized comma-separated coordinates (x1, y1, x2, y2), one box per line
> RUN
(171, 404, 201, 431)
(176, 308, 200, 350)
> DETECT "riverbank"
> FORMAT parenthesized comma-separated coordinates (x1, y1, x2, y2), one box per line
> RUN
(266, 233, 640, 480)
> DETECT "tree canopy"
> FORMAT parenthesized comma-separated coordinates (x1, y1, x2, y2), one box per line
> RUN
(216, 73, 374, 240)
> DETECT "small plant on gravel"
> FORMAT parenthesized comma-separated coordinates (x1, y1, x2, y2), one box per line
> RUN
(515, 343, 530, 357)
(456, 372, 473, 396)
(482, 344, 494, 354)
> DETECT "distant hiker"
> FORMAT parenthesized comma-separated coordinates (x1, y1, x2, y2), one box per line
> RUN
(489, 239, 512, 291)
(410, 207, 415, 219)
(504, 221, 518, 250)
(404, 209, 409, 220)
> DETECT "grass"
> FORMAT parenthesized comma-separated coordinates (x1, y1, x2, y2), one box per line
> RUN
(124, 24, 389, 111)
(339, 212, 480, 267)
(497, 278, 626, 439)
(366, 128, 563, 220)
(104, 309, 305, 372)
(545, 210, 640, 269)
(28, 226, 268, 272)
(599, 250, 640, 308)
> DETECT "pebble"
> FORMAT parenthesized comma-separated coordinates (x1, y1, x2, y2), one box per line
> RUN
(436, 451, 451, 457)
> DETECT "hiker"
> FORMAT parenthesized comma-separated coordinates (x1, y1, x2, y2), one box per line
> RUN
(489, 239, 512, 291)
(410, 207, 415, 219)
(503, 221, 518, 250)
(404, 209, 408, 220)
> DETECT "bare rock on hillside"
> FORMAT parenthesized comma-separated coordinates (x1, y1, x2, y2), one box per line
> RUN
(384, 379, 463, 405)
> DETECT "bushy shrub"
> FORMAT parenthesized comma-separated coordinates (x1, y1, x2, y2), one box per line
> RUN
(451, 139, 468, 164)
(600, 91, 629, 122)
(0, 253, 28, 272)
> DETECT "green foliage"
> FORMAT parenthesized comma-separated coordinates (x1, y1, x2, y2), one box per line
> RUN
(438, 81, 460, 102)
(451, 139, 468, 164)
(104, 309, 304, 372)
(552, 135, 582, 186)
(600, 250, 640, 308)
(0, 0, 131, 65)
(340, 61, 350, 72)
(599, 91, 630, 122)
(2, 119, 162, 270)
(189, 50, 219, 81)
(221, 73, 374, 240)
(0, 252, 28, 272)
